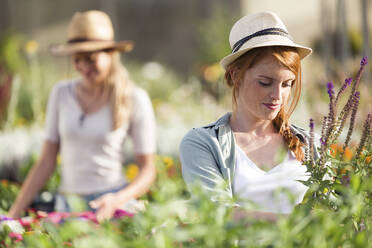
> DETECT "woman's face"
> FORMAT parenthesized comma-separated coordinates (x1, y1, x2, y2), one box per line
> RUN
(235, 54, 296, 122)
(73, 50, 113, 85)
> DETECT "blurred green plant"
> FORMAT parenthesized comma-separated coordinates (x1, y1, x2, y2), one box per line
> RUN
(0, 32, 25, 128)
(0, 180, 19, 214)
(0, 32, 25, 75)
(0, 155, 371, 247)
(195, 5, 236, 99)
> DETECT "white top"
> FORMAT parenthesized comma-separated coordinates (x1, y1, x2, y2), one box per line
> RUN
(233, 145, 309, 214)
(45, 79, 156, 194)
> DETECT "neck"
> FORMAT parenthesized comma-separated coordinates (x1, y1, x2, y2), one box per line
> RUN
(230, 110, 276, 136)
(79, 79, 106, 96)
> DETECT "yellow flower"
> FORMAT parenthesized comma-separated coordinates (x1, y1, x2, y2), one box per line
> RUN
(125, 163, 139, 182)
(365, 156, 372, 164)
(24, 40, 39, 55)
(339, 168, 347, 175)
(330, 144, 340, 158)
(1, 179, 8, 186)
(323, 188, 329, 194)
(343, 147, 353, 161)
(203, 63, 223, 83)
(57, 155, 62, 165)
(162, 156, 174, 169)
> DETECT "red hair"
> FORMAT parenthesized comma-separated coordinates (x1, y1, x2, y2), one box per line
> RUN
(224, 46, 304, 161)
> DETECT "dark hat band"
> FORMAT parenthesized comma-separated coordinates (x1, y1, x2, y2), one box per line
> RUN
(231, 28, 292, 53)
(68, 38, 112, 43)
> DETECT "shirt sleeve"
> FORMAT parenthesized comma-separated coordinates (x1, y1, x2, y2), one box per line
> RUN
(128, 87, 156, 155)
(179, 129, 233, 202)
(44, 83, 61, 143)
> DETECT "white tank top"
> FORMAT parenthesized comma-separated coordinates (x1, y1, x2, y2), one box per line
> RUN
(233, 145, 309, 214)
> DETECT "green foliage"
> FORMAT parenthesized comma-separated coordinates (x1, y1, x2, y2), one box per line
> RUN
(1, 152, 372, 247)
(0, 180, 19, 213)
(197, 6, 236, 65)
(0, 32, 25, 75)
(18, 154, 60, 193)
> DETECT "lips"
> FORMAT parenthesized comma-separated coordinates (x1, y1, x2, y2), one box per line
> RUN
(263, 103, 281, 110)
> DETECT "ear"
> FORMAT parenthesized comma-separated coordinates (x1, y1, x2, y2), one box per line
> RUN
(230, 68, 241, 85)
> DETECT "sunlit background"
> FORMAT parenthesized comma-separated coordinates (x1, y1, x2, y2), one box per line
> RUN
(0, 0, 371, 180)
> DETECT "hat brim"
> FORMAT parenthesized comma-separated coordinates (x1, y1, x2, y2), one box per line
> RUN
(220, 36, 312, 70)
(49, 40, 134, 56)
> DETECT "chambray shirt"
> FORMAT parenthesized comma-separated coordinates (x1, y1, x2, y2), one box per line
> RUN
(179, 112, 319, 203)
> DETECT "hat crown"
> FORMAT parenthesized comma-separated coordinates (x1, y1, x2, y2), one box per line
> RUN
(229, 11, 288, 48)
(67, 10, 114, 41)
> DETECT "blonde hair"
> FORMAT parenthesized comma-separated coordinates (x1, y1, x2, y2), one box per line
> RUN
(105, 51, 133, 130)
(225, 46, 304, 161)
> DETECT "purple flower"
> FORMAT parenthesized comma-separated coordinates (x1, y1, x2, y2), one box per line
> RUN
(345, 77, 352, 86)
(361, 56, 368, 66)
(327, 82, 334, 97)
(320, 137, 326, 145)
(0, 215, 13, 222)
(309, 118, 314, 129)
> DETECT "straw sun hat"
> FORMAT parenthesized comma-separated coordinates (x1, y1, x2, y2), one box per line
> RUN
(49, 10, 134, 56)
(220, 11, 312, 69)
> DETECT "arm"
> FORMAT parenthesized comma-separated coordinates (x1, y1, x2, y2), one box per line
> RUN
(90, 153, 156, 221)
(180, 129, 233, 202)
(8, 141, 59, 218)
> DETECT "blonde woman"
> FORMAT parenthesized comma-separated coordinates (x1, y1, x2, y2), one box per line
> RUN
(9, 10, 156, 221)
(180, 12, 319, 221)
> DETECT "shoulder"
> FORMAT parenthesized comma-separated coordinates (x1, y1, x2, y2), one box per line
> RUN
(181, 127, 216, 146)
(132, 86, 151, 103)
(180, 113, 231, 152)
(50, 79, 76, 95)
(48, 79, 76, 101)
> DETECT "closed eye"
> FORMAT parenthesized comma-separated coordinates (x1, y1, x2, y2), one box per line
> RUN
(258, 81, 271, 87)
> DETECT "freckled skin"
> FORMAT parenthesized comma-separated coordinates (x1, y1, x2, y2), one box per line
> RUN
(235, 55, 295, 123)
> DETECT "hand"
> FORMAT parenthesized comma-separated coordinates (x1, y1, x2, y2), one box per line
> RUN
(89, 193, 119, 222)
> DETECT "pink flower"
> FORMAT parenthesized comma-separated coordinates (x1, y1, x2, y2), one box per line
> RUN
(113, 209, 134, 218)
(76, 211, 98, 224)
(9, 232, 23, 242)
(45, 212, 71, 224)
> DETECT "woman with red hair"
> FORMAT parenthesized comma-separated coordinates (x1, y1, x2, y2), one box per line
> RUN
(180, 11, 319, 221)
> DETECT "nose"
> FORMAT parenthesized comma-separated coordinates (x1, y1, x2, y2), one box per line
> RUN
(270, 85, 282, 101)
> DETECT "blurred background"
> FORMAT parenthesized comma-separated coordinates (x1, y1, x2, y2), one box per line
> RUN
(0, 0, 371, 183)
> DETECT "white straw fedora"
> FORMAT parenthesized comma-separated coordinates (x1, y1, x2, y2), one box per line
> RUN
(220, 11, 312, 69)
(49, 10, 134, 56)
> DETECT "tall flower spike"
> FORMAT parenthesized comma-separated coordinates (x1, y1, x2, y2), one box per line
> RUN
(320, 116, 328, 147)
(356, 113, 371, 159)
(319, 116, 328, 166)
(337, 56, 368, 140)
(342, 91, 360, 156)
(333, 83, 357, 143)
(335, 77, 352, 106)
(326, 82, 336, 136)
(327, 81, 335, 114)
(351, 56, 368, 95)
(309, 118, 315, 166)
